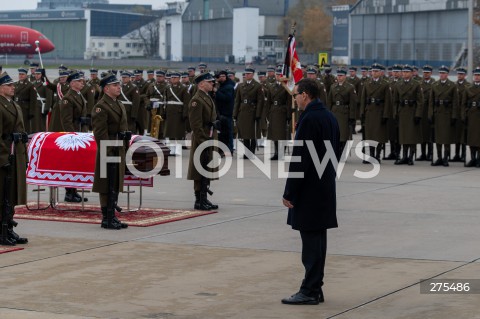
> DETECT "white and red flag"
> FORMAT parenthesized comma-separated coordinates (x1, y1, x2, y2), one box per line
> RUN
(282, 33, 303, 93)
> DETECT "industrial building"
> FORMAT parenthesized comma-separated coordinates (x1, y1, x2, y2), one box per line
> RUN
(349, 0, 480, 68)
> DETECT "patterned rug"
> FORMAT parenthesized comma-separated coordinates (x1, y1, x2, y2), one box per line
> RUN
(15, 203, 217, 227)
(0, 247, 25, 254)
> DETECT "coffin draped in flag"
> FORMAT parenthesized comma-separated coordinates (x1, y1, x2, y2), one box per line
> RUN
(282, 33, 303, 93)
(26, 132, 154, 188)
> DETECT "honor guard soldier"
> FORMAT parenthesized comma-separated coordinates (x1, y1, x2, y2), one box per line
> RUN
(418, 65, 436, 161)
(265, 68, 292, 160)
(347, 66, 361, 127)
(306, 66, 327, 105)
(327, 67, 357, 155)
(59, 71, 90, 202)
(385, 64, 403, 160)
(91, 73, 129, 230)
(133, 69, 149, 135)
(257, 71, 269, 146)
(87, 69, 102, 106)
(0, 72, 29, 246)
(163, 71, 191, 145)
(392, 65, 424, 165)
(429, 66, 459, 166)
(198, 62, 208, 74)
(233, 66, 265, 158)
(28, 62, 39, 82)
(146, 70, 155, 84)
(79, 71, 96, 121)
(360, 63, 393, 162)
(412, 66, 422, 82)
(266, 65, 276, 84)
(146, 70, 168, 138)
(188, 66, 196, 84)
(452, 67, 471, 162)
(119, 71, 140, 133)
(322, 64, 336, 94)
(14, 68, 36, 133)
(45, 69, 70, 132)
(461, 67, 480, 167)
(187, 72, 219, 210)
(32, 68, 53, 132)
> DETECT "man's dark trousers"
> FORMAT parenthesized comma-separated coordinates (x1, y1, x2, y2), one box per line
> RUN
(300, 229, 327, 297)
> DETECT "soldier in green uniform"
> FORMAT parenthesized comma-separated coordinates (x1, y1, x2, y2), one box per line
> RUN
(462, 67, 480, 167)
(429, 66, 459, 167)
(306, 66, 327, 105)
(385, 64, 403, 160)
(357, 66, 369, 135)
(233, 66, 264, 158)
(257, 71, 269, 147)
(45, 70, 70, 132)
(146, 70, 155, 84)
(0, 72, 29, 245)
(412, 66, 422, 82)
(327, 68, 357, 155)
(418, 65, 435, 161)
(187, 72, 218, 210)
(87, 69, 101, 106)
(452, 67, 470, 162)
(133, 70, 149, 135)
(146, 71, 168, 138)
(28, 62, 39, 83)
(322, 64, 335, 95)
(392, 65, 424, 165)
(163, 72, 190, 146)
(188, 66, 196, 84)
(198, 63, 208, 74)
(119, 71, 140, 133)
(360, 63, 393, 162)
(265, 68, 292, 160)
(347, 66, 361, 130)
(266, 65, 276, 84)
(91, 73, 128, 230)
(14, 68, 36, 133)
(31, 68, 52, 132)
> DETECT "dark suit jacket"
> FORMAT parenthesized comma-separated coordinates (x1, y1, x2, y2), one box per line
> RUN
(283, 98, 340, 231)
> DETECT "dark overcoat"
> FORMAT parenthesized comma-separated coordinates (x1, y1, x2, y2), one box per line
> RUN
(266, 82, 292, 141)
(393, 79, 424, 144)
(283, 99, 340, 232)
(428, 79, 459, 144)
(233, 80, 264, 139)
(462, 83, 480, 147)
(419, 78, 435, 143)
(327, 81, 357, 142)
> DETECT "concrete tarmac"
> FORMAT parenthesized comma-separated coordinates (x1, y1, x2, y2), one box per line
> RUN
(1, 136, 480, 319)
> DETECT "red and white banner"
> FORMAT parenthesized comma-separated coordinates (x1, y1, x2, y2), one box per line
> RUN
(282, 34, 303, 92)
(26, 132, 153, 189)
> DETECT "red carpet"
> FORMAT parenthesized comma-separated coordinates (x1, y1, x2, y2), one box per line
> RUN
(0, 246, 25, 254)
(15, 203, 217, 227)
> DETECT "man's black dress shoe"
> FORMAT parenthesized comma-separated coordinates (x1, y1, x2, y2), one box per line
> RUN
(281, 292, 323, 305)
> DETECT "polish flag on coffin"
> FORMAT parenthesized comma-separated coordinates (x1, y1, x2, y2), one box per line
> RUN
(26, 132, 152, 188)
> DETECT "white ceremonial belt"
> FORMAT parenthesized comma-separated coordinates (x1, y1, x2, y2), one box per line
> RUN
(167, 101, 183, 105)
(122, 101, 133, 105)
(37, 98, 46, 101)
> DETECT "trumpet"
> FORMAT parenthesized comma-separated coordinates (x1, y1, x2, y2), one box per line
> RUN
(149, 98, 164, 139)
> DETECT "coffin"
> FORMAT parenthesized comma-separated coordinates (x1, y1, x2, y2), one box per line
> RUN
(128, 135, 170, 176)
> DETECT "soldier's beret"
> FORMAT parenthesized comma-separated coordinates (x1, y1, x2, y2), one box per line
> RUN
(59, 64, 68, 70)
(267, 65, 275, 72)
(198, 62, 207, 68)
(439, 65, 450, 73)
(402, 65, 413, 72)
(194, 72, 215, 84)
(99, 73, 120, 88)
(155, 70, 166, 76)
(258, 71, 266, 76)
(371, 63, 382, 71)
(121, 71, 132, 77)
(336, 68, 347, 75)
(134, 69, 143, 75)
(244, 66, 255, 73)
(35, 68, 44, 74)
(473, 67, 480, 75)
(349, 66, 357, 71)
(29, 62, 39, 68)
(422, 65, 433, 72)
(67, 71, 84, 83)
(147, 70, 154, 75)
(187, 66, 196, 71)
(170, 71, 181, 78)
(0, 72, 14, 86)
(90, 68, 98, 74)
(18, 68, 28, 74)
(456, 67, 467, 74)
(59, 70, 70, 77)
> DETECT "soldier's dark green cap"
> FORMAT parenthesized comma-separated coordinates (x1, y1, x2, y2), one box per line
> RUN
(120, 71, 131, 77)
(360, 66, 369, 71)
(402, 65, 413, 72)
(258, 71, 266, 76)
(473, 67, 480, 75)
(18, 68, 28, 74)
(392, 64, 402, 72)
(181, 72, 189, 78)
(194, 72, 215, 84)
(155, 70, 165, 76)
(0, 72, 14, 85)
(198, 62, 207, 68)
(349, 66, 357, 71)
(59, 64, 68, 70)
(387, 66, 393, 71)
(35, 68, 44, 74)
(67, 71, 84, 83)
(323, 64, 331, 69)
(306, 66, 317, 74)
(170, 71, 181, 77)
(110, 69, 118, 75)
(439, 65, 450, 73)
(99, 73, 120, 88)
(456, 67, 467, 74)
(90, 68, 98, 74)
(227, 70, 235, 75)
(267, 65, 275, 72)
(29, 62, 39, 68)
(244, 66, 255, 73)
(134, 69, 143, 75)
(413, 66, 419, 71)
(275, 68, 283, 75)
(336, 68, 347, 75)
(59, 70, 70, 77)
(371, 63, 382, 71)
(187, 66, 196, 71)
(147, 70, 154, 74)
(422, 65, 433, 72)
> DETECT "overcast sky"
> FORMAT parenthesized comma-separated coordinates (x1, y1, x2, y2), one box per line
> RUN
(0, 0, 171, 11)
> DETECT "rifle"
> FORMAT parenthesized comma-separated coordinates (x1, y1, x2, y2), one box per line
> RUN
(1, 132, 28, 246)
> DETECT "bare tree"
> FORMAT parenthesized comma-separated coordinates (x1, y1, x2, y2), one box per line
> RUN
(130, 20, 160, 58)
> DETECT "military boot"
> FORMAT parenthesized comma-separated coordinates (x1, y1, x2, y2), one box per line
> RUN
(65, 188, 81, 203)
(460, 144, 466, 162)
(442, 149, 450, 167)
(426, 143, 433, 161)
(451, 144, 462, 162)
(100, 207, 122, 230)
(8, 221, 28, 244)
(395, 148, 408, 165)
(431, 146, 443, 166)
(417, 143, 427, 161)
(194, 192, 202, 210)
(195, 192, 213, 211)
(0, 227, 16, 246)
(204, 194, 218, 210)
(407, 146, 415, 166)
(466, 149, 477, 167)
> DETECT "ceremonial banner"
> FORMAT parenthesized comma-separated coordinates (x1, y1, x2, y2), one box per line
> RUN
(282, 33, 303, 92)
(26, 132, 153, 189)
